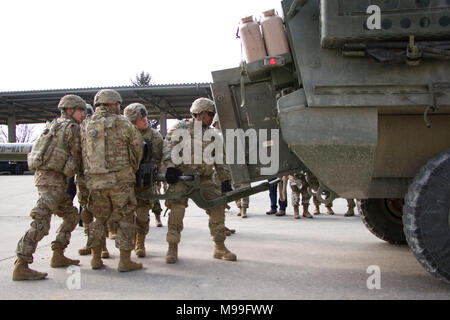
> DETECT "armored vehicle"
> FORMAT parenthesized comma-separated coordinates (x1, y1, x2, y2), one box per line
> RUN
(210, 0, 450, 282)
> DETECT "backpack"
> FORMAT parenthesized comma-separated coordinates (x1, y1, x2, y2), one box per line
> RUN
(27, 119, 70, 172)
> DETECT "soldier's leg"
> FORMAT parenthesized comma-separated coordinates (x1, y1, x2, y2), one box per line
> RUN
(312, 195, 321, 215)
(110, 185, 142, 272)
(78, 207, 94, 255)
(208, 206, 236, 261)
(13, 189, 52, 280)
(164, 182, 189, 264)
(290, 185, 301, 219)
(135, 198, 151, 258)
(345, 199, 356, 217)
(87, 189, 111, 269)
(325, 201, 335, 215)
(152, 200, 163, 227)
(299, 183, 313, 218)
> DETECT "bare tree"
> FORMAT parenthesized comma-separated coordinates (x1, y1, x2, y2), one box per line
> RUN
(0, 124, 38, 143)
(131, 71, 159, 129)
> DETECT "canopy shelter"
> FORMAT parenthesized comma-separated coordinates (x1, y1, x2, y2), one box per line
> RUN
(0, 83, 212, 141)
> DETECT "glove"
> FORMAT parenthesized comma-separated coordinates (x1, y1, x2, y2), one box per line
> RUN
(165, 167, 182, 184)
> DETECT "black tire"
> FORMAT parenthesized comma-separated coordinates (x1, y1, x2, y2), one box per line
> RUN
(359, 198, 406, 244)
(403, 149, 450, 283)
(14, 163, 24, 175)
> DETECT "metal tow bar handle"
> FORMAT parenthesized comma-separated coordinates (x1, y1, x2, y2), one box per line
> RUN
(136, 171, 280, 210)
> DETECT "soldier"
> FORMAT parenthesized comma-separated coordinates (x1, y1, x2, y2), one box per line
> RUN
(77, 104, 109, 259)
(13, 95, 86, 281)
(124, 103, 163, 258)
(81, 89, 143, 272)
(162, 97, 236, 264)
(289, 173, 314, 219)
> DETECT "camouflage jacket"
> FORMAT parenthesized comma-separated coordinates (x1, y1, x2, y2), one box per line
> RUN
(162, 118, 230, 182)
(34, 115, 82, 186)
(140, 121, 163, 166)
(80, 106, 143, 190)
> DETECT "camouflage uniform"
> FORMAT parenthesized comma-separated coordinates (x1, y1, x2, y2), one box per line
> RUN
(304, 170, 335, 215)
(124, 102, 164, 257)
(13, 95, 86, 281)
(233, 183, 250, 217)
(163, 98, 236, 263)
(289, 173, 313, 218)
(81, 89, 143, 271)
(345, 199, 356, 216)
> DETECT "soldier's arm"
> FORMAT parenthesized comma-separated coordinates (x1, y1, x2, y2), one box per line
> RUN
(129, 124, 144, 172)
(150, 129, 163, 165)
(66, 123, 82, 175)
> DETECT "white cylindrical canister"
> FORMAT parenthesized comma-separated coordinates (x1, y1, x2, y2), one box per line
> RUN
(261, 9, 290, 56)
(239, 15, 267, 63)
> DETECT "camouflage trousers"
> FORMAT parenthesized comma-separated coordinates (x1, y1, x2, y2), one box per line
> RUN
(347, 199, 356, 209)
(87, 184, 137, 251)
(165, 179, 226, 244)
(233, 183, 250, 209)
(136, 198, 154, 235)
(290, 184, 332, 208)
(16, 185, 79, 263)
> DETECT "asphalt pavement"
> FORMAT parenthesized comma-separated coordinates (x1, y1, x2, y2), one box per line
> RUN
(0, 172, 449, 300)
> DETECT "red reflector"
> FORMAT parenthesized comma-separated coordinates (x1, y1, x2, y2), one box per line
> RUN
(269, 58, 277, 65)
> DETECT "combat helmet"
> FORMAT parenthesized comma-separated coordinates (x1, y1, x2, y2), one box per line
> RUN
(93, 89, 122, 107)
(57, 95, 87, 111)
(124, 103, 148, 123)
(190, 97, 215, 115)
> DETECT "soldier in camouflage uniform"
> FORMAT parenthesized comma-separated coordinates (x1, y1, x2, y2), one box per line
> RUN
(289, 173, 314, 219)
(163, 97, 236, 264)
(124, 103, 163, 258)
(77, 104, 110, 259)
(80, 89, 143, 272)
(13, 95, 87, 281)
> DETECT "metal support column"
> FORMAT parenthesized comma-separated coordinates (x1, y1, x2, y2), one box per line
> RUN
(7, 105, 16, 143)
(160, 111, 167, 137)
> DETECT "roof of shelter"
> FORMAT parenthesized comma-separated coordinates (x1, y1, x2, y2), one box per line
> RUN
(0, 83, 212, 125)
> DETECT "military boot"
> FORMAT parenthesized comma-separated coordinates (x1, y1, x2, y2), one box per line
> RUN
(90, 247, 103, 269)
(213, 242, 237, 261)
(101, 238, 109, 259)
(293, 205, 300, 219)
(12, 258, 48, 281)
(313, 205, 321, 215)
(155, 214, 163, 227)
(241, 208, 247, 218)
(326, 206, 335, 215)
(165, 243, 178, 264)
(118, 250, 143, 272)
(78, 243, 91, 256)
(345, 208, 355, 217)
(50, 248, 80, 268)
(135, 233, 146, 258)
(302, 204, 313, 218)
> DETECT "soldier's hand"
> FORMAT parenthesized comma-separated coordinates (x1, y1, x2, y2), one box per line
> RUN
(165, 167, 182, 184)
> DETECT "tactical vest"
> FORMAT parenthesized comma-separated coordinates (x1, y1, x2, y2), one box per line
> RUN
(27, 118, 72, 173)
(83, 114, 132, 175)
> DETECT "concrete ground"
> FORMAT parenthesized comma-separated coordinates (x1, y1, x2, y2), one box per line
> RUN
(0, 172, 449, 300)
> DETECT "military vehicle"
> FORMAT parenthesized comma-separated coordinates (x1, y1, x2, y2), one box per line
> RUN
(0, 143, 32, 174)
(210, 0, 450, 282)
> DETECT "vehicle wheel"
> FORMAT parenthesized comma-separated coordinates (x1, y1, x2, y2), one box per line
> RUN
(359, 198, 406, 244)
(403, 149, 450, 283)
(14, 163, 24, 175)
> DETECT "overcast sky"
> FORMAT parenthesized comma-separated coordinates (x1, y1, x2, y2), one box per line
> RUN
(0, 0, 283, 92)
